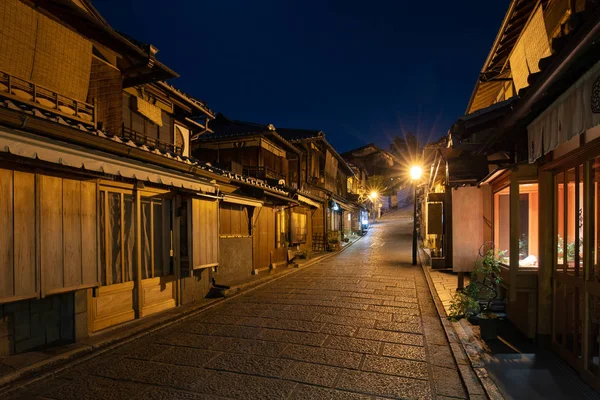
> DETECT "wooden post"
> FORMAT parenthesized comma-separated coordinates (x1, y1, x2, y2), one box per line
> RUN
(135, 189, 142, 318)
(537, 170, 553, 340)
(509, 172, 519, 303)
(457, 272, 464, 291)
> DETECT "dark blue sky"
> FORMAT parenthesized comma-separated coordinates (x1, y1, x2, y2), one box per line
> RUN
(93, 0, 508, 153)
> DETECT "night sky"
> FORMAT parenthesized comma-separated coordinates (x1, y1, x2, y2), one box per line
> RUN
(93, 0, 508, 153)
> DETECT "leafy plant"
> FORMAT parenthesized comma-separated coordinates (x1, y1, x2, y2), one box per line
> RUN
(448, 248, 505, 320)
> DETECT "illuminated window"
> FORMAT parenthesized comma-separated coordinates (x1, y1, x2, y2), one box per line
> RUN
(494, 186, 510, 264)
(518, 183, 539, 268)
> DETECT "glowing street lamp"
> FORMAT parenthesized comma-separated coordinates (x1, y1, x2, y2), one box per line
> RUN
(410, 166, 423, 181)
(410, 165, 423, 265)
(369, 190, 379, 200)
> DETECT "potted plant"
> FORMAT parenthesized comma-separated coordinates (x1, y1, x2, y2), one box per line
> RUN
(327, 231, 341, 251)
(448, 247, 505, 340)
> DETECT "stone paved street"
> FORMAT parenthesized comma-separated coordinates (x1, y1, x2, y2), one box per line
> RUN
(8, 209, 468, 400)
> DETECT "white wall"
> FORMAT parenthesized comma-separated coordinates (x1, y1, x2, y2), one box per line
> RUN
(452, 186, 483, 272)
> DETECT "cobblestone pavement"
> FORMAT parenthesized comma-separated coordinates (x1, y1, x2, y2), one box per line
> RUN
(9, 209, 468, 400)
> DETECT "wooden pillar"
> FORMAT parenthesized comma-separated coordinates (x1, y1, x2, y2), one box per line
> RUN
(537, 170, 553, 337)
(509, 173, 519, 303)
(583, 160, 593, 369)
(135, 189, 142, 318)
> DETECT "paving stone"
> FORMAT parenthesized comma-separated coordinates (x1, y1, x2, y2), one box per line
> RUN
(335, 308, 393, 322)
(281, 360, 340, 386)
(356, 328, 424, 346)
(92, 357, 152, 381)
(43, 376, 149, 400)
(280, 344, 363, 369)
(151, 346, 220, 368)
(154, 332, 223, 348)
(116, 341, 172, 360)
(336, 370, 432, 399)
(207, 353, 288, 378)
(324, 335, 381, 354)
(375, 320, 422, 334)
(137, 362, 208, 391)
(285, 304, 339, 315)
(458, 364, 486, 395)
(431, 365, 467, 398)
(450, 342, 469, 365)
(314, 314, 376, 328)
(183, 324, 261, 339)
(208, 337, 288, 357)
(193, 370, 297, 399)
(426, 344, 456, 368)
(257, 328, 327, 346)
(259, 310, 320, 321)
(291, 385, 372, 400)
(337, 296, 385, 305)
(361, 355, 428, 380)
(381, 343, 427, 361)
(138, 387, 230, 400)
(320, 323, 358, 337)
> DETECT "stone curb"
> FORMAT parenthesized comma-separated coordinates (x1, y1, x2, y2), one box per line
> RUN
(419, 253, 504, 400)
(0, 235, 365, 396)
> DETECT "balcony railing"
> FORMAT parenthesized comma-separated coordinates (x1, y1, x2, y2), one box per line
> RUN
(0, 70, 95, 126)
(122, 125, 183, 155)
(242, 166, 286, 182)
(319, 170, 346, 196)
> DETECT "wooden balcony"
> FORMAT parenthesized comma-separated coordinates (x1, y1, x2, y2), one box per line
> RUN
(0, 70, 95, 127)
(121, 126, 183, 155)
(242, 166, 286, 182)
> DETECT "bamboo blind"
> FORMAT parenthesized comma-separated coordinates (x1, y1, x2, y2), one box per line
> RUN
(509, 4, 552, 93)
(0, 0, 92, 102)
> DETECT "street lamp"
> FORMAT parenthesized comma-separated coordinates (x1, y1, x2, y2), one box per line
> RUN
(368, 191, 379, 220)
(410, 165, 423, 265)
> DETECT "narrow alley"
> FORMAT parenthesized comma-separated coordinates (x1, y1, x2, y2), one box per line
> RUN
(6, 209, 468, 400)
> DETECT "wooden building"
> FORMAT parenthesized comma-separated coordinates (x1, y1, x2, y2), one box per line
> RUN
(192, 116, 321, 283)
(420, 0, 600, 389)
(277, 128, 362, 247)
(0, 0, 296, 355)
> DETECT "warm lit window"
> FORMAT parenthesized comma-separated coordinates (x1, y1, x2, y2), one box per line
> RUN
(518, 183, 539, 268)
(140, 196, 172, 279)
(556, 167, 584, 276)
(494, 186, 510, 264)
(276, 209, 288, 247)
(291, 212, 308, 244)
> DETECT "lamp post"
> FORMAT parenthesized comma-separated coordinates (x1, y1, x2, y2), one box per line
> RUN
(410, 166, 423, 265)
(368, 191, 379, 222)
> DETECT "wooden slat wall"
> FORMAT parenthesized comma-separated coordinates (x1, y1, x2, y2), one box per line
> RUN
(13, 172, 36, 297)
(192, 198, 218, 268)
(39, 175, 64, 294)
(254, 207, 276, 269)
(39, 175, 98, 295)
(0, 169, 37, 303)
(0, 169, 15, 300)
(81, 181, 98, 284)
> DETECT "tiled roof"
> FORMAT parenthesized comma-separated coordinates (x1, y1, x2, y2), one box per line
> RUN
(0, 98, 291, 196)
(196, 113, 272, 141)
(194, 114, 300, 153)
(276, 127, 323, 142)
(157, 81, 215, 118)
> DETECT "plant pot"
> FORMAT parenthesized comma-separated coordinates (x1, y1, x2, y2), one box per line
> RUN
(478, 316, 498, 340)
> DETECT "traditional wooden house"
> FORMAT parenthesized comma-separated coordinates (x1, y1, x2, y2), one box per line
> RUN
(0, 0, 265, 354)
(192, 116, 319, 283)
(276, 128, 360, 248)
(422, 0, 600, 388)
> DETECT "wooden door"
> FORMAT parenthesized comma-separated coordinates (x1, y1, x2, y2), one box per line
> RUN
(138, 191, 176, 317)
(90, 186, 136, 332)
(254, 207, 275, 270)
